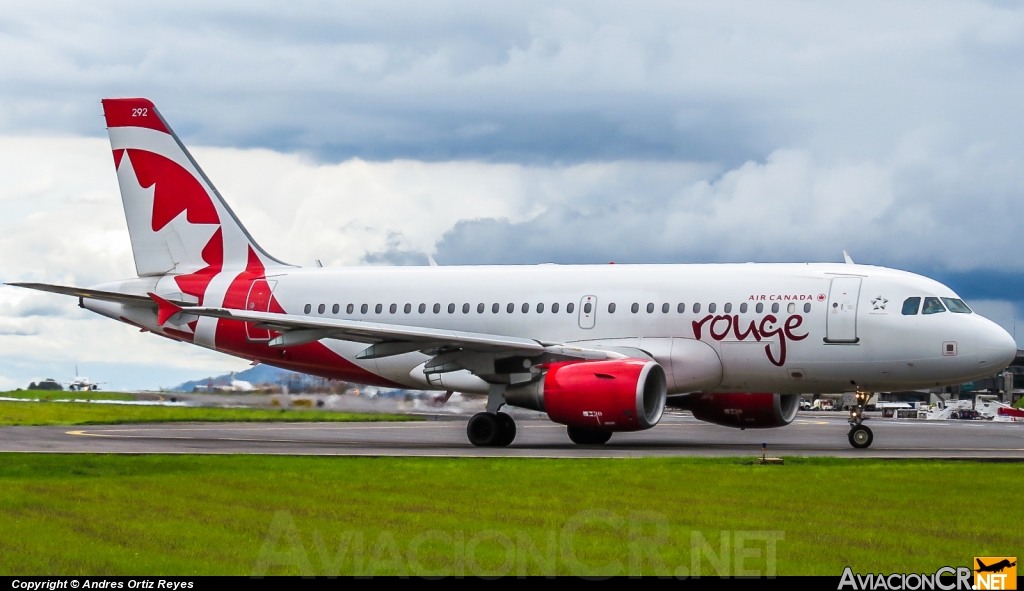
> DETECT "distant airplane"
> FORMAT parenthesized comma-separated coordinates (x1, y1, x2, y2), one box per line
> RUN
(976, 558, 1016, 573)
(9, 98, 1018, 448)
(67, 365, 104, 391)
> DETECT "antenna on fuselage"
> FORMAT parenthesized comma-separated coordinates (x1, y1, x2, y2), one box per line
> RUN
(843, 250, 855, 265)
(427, 254, 439, 267)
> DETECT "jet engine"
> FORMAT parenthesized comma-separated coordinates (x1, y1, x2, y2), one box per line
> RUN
(504, 359, 667, 431)
(668, 392, 799, 428)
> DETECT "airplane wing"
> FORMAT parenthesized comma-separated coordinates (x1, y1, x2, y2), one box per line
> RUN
(7, 283, 192, 307)
(150, 295, 623, 367)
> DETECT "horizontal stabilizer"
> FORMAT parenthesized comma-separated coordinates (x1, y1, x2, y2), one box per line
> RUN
(6, 282, 191, 307)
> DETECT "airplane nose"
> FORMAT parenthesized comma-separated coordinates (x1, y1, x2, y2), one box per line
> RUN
(979, 323, 1017, 370)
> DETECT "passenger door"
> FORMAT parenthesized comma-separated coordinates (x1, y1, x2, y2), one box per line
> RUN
(578, 295, 597, 329)
(825, 277, 861, 343)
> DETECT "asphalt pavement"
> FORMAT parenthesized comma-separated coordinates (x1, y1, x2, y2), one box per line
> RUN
(1, 412, 1022, 459)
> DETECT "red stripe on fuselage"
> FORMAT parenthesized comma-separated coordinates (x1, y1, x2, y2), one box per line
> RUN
(213, 247, 402, 387)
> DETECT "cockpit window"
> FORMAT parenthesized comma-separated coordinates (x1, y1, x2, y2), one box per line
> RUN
(922, 297, 946, 315)
(941, 298, 972, 314)
(901, 297, 920, 315)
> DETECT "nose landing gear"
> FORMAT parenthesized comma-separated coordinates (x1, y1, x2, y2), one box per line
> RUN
(848, 391, 873, 449)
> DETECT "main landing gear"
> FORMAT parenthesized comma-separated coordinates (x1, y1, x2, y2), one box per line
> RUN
(467, 384, 517, 447)
(847, 391, 873, 449)
(467, 411, 517, 447)
(566, 426, 612, 445)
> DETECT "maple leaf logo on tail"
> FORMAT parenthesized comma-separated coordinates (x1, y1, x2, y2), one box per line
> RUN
(102, 98, 291, 297)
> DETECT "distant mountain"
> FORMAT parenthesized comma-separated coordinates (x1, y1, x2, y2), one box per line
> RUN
(170, 364, 314, 392)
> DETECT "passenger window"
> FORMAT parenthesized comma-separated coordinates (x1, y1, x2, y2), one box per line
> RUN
(347, 304, 354, 314)
(567, 303, 575, 313)
(404, 303, 412, 314)
(771, 303, 779, 313)
(304, 304, 311, 314)
(693, 303, 701, 313)
(463, 303, 471, 314)
(647, 303, 654, 313)
(902, 297, 920, 315)
(522, 303, 529, 313)
(724, 303, 732, 313)
(492, 303, 499, 313)
(537, 303, 545, 313)
(361, 304, 368, 314)
(941, 298, 972, 314)
(332, 304, 339, 314)
(677, 303, 685, 313)
(922, 297, 946, 315)
(631, 303, 639, 313)
(608, 303, 616, 313)
(389, 304, 397, 314)
(507, 303, 514, 314)
(552, 303, 560, 313)
(755, 303, 763, 313)
(740, 303, 748, 313)
(787, 303, 795, 313)
(477, 303, 485, 313)
(433, 303, 440, 314)
(448, 303, 455, 314)
(418, 303, 426, 314)
(662, 303, 670, 313)
(318, 304, 325, 314)
(803, 303, 811, 313)
(709, 303, 717, 313)
(375, 304, 383, 314)
(584, 303, 592, 314)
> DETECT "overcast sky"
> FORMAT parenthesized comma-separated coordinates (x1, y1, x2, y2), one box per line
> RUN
(2, 1, 1024, 390)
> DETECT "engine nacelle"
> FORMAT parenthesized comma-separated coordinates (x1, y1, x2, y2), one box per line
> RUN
(669, 393, 799, 428)
(505, 359, 667, 431)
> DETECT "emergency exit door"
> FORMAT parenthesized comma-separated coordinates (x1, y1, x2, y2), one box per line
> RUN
(578, 295, 597, 329)
(825, 277, 861, 343)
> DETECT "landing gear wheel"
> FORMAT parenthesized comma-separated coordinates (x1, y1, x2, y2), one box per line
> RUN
(495, 412, 516, 446)
(566, 426, 612, 445)
(467, 412, 500, 447)
(467, 412, 516, 447)
(848, 425, 873, 449)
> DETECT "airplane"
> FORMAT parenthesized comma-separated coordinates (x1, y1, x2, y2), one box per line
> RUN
(67, 365, 104, 391)
(976, 558, 1016, 573)
(9, 98, 1018, 449)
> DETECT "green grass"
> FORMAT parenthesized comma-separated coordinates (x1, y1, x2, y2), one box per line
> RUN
(0, 400, 416, 426)
(0, 455, 1018, 576)
(1, 390, 137, 402)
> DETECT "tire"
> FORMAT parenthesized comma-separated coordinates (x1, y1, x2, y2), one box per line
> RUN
(567, 425, 613, 445)
(467, 412, 501, 447)
(848, 425, 873, 449)
(495, 412, 516, 447)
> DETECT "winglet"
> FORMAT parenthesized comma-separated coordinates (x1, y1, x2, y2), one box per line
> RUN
(148, 292, 183, 326)
(843, 250, 855, 265)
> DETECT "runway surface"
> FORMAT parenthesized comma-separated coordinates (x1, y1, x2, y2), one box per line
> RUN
(2, 412, 1023, 458)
